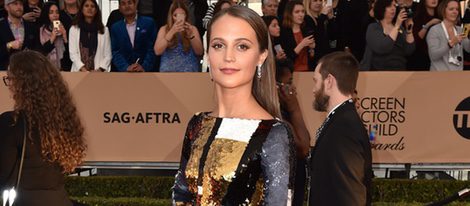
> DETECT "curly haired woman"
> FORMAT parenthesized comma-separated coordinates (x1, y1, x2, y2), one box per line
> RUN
(0, 50, 86, 206)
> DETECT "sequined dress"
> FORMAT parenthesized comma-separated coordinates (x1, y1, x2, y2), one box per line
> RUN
(173, 112, 295, 205)
(159, 34, 200, 72)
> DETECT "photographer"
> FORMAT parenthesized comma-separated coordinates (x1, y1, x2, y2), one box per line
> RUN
(397, 0, 417, 14)
(39, 2, 68, 70)
(280, 0, 316, 71)
(22, 0, 43, 27)
(427, 0, 470, 71)
(154, 0, 203, 72)
(363, 0, 415, 70)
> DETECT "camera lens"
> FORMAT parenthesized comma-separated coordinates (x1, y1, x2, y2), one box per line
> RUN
(406, 8, 413, 18)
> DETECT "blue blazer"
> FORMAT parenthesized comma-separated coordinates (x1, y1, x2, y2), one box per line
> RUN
(111, 16, 156, 72)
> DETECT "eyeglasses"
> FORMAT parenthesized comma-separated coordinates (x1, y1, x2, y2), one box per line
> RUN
(3, 76, 10, 86)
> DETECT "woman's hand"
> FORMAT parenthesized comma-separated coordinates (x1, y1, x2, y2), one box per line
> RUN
(59, 24, 68, 43)
(23, 7, 41, 22)
(276, 50, 287, 60)
(321, 5, 333, 17)
(50, 27, 58, 43)
(278, 84, 300, 113)
(23, 12, 37, 22)
(449, 33, 465, 47)
(300, 35, 315, 49)
(91, 68, 106, 72)
(308, 37, 316, 49)
(427, 18, 441, 27)
(394, 8, 407, 29)
(405, 18, 414, 33)
(165, 20, 185, 40)
(184, 22, 197, 39)
(79, 66, 88, 72)
(33, 7, 41, 18)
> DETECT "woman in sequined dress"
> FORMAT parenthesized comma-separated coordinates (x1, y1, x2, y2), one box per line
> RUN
(172, 5, 296, 206)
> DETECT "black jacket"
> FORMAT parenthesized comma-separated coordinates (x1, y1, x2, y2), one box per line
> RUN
(308, 101, 373, 206)
(279, 16, 315, 71)
(328, 0, 369, 61)
(0, 19, 40, 70)
(0, 112, 72, 206)
(304, 14, 333, 67)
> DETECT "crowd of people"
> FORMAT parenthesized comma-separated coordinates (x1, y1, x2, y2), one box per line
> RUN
(2, 0, 470, 72)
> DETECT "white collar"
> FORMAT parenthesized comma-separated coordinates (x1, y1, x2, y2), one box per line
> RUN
(327, 99, 353, 117)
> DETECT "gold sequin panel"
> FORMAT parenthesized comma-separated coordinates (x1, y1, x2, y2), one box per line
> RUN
(185, 117, 217, 195)
(200, 138, 248, 205)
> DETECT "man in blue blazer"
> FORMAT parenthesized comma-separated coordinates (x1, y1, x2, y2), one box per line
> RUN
(111, 0, 156, 72)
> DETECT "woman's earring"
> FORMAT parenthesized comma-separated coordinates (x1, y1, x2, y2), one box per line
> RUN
(256, 64, 262, 79)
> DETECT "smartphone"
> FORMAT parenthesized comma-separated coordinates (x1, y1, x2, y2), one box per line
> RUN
(464, 24, 470, 37)
(306, 30, 315, 38)
(53, 20, 61, 30)
(176, 13, 185, 23)
(326, 0, 332, 6)
(274, 44, 283, 53)
(53, 20, 62, 36)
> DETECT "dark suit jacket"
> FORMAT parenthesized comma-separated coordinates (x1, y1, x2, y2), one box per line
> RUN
(328, 0, 369, 60)
(0, 19, 40, 70)
(304, 14, 333, 67)
(309, 101, 372, 206)
(110, 16, 157, 72)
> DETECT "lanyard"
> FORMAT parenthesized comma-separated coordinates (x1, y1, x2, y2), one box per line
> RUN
(441, 22, 458, 41)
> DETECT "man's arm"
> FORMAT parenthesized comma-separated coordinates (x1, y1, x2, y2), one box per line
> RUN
(326, 120, 369, 205)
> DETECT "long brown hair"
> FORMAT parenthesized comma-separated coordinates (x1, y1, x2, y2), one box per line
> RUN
(166, 0, 191, 53)
(8, 51, 86, 173)
(437, 0, 460, 21)
(282, 0, 305, 28)
(207, 6, 281, 118)
(73, 0, 105, 34)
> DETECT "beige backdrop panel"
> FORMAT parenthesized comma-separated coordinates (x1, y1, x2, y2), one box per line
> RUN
(1, 72, 470, 163)
(294, 72, 470, 163)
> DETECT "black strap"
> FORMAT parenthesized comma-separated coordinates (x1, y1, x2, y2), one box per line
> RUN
(15, 114, 27, 189)
(196, 118, 222, 189)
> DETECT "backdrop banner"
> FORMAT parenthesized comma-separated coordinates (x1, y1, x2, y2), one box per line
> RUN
(1, 72, 469, 164)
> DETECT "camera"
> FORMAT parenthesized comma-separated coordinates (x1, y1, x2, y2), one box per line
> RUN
(448, 55, 462, 66)
(396, 4, 413, 18)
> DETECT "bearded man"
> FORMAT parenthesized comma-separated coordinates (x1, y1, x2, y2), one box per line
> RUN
(308, 51, 373, 206)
